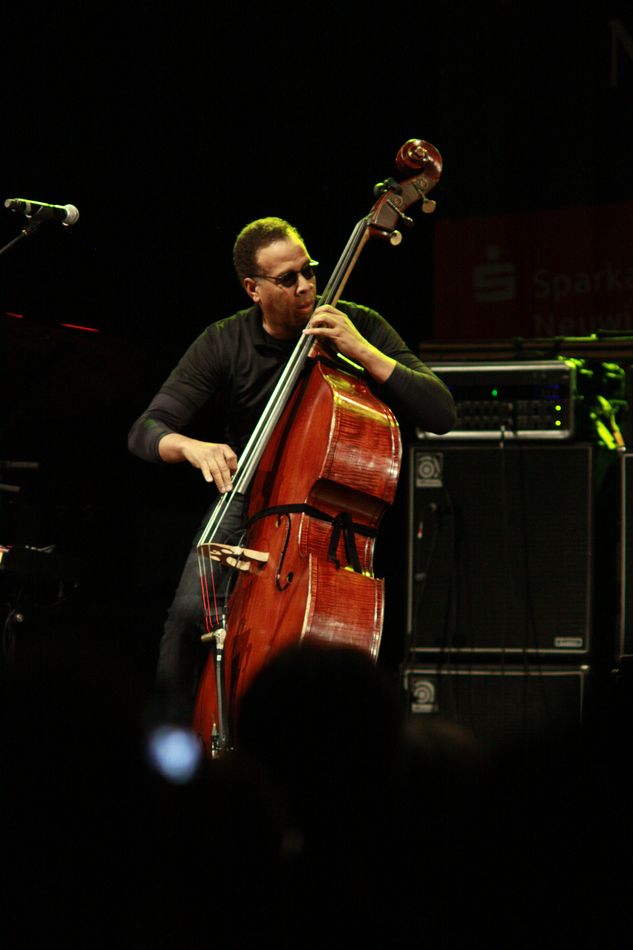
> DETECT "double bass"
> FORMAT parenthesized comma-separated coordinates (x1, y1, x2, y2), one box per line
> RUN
(193, 139, 442, 755)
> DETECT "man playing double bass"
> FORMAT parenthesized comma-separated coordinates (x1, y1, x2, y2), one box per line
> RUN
(128, 216, 456, 721)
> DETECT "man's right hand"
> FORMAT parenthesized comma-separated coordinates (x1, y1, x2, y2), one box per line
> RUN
(158, 434, 238, 492)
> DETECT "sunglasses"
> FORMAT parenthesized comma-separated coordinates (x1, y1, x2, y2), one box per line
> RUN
(252, 260, 319, 289)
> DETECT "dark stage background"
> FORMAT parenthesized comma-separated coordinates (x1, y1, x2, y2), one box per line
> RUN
(2, 1, 633, 685)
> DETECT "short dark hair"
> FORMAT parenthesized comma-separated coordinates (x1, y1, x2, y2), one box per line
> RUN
(232, 217, 306, 283)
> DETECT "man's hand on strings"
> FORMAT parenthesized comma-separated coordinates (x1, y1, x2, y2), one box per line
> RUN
(182, 440, 237, 491)
(159, 433, 237, 492)
(302, 304, 396, 383)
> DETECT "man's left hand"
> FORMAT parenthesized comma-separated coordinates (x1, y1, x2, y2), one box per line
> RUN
(302, 305, 396, 384)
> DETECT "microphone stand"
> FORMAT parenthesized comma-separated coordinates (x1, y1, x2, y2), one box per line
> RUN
(0, 216, 46, 258)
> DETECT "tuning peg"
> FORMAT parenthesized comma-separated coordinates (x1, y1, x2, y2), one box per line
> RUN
(421, 197, 437, 214)
(385, 197, 414, 227)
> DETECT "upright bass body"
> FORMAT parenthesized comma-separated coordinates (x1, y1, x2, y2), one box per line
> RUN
(193, 347, 401, 750)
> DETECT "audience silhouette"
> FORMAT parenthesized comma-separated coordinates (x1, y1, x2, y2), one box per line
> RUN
(1, 632, 631, 948)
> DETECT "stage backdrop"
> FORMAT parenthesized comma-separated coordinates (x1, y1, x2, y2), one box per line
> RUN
(432, 202, 633, 340)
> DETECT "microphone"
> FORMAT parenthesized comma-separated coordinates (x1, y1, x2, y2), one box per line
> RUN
(4, 198, 80, 227)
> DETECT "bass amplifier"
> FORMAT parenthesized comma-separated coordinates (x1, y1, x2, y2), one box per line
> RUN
(403, 664, 589, 750)
(619, 452, 633, 659)
(406, 442, 595, 656)
(417, 360, 577, 440)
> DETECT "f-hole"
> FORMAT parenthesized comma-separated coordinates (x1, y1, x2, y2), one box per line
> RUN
(275, 513, 294, 591)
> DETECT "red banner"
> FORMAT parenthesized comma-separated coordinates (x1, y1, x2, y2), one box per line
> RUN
(433, 202, 633, 340)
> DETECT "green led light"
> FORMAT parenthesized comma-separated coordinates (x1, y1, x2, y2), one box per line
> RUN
(491, 388, 498, 397)
(554, 404, 562, 412)
(555, 420, 562, 427)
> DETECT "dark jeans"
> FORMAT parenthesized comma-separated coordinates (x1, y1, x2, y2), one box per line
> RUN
(155, 492, 246, 721)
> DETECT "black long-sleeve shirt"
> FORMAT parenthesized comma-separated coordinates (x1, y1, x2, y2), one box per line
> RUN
(128, 301, 456, 462)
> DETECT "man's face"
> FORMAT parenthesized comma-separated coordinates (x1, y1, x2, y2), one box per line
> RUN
(244, 238, 317, 339)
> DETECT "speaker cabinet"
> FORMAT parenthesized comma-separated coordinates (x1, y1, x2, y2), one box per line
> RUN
(403, 664, 589, 749)
(619, 452, 633, 659)
(406, 443, 595, 656)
